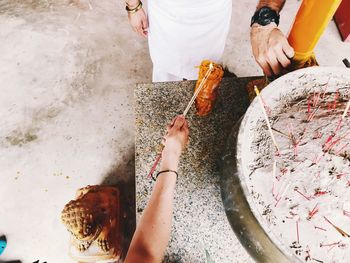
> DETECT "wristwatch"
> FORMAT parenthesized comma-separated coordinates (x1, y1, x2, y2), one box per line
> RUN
(251, 7, 280, 27)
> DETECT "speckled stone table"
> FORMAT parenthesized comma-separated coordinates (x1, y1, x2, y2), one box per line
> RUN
(135, 78, 257, 263)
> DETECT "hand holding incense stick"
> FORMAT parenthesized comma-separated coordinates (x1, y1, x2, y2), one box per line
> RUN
(147, 64, 214, 179)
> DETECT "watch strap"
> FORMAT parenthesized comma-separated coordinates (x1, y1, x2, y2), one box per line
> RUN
(251, 7, 280, 27)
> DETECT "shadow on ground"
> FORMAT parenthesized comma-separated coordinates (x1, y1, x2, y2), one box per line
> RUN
(100, 147, 136, 259)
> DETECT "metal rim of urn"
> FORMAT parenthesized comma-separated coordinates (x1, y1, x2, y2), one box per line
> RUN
(220, 66, 350, 263)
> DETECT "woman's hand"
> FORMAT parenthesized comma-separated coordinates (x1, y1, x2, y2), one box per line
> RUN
(163, 115, 189, 158)
(250, 23, 294, 76)
(128, 6, 148, 38)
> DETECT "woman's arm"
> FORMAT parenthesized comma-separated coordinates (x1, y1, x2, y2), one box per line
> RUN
(125, 0, 148, 37)
(125, 115, 189, 263)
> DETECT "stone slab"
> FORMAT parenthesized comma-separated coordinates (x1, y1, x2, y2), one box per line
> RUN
(135, 77, 258, 263)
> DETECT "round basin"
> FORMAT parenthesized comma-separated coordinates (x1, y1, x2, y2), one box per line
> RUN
(220, 66, 350, 263)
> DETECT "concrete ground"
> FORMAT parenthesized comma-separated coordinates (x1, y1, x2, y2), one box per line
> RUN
(0, 0, 349, 262)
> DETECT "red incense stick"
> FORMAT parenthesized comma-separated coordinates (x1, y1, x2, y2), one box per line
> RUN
(307, 96, 311, 114)
(320, 241, 340, 248)
(335, 143, 349, 155)
(147, 153, 162, 179)
(294, 188, 311, 201)
(307, 203, 319, 220)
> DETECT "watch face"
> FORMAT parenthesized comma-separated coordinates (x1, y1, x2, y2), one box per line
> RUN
(252, 7, 280, 26)
(259, 7, 277, 26)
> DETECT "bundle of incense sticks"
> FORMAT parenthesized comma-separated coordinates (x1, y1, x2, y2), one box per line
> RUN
(147, 63, 214, 179)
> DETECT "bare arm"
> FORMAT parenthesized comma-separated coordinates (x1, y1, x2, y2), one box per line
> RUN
(124, 0, 148, 37)
(125, 116, 189, 263)
(250, 0, 294, 76)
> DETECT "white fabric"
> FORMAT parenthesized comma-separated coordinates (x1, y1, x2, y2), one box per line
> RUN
(148, 0, 232, 82)
(152, 67, 183, 82)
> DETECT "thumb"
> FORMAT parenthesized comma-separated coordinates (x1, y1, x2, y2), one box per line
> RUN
(182, 119, 189, 134)
(173, 115, 185, 129)
(282, 40, 294, 59)
(142, 16, 149, 30)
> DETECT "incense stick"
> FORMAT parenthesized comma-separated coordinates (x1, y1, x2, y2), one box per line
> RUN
(272, 160, 277, 178)
(183, 63, 214, 116)
(147, 153, 162, 179)
(148, 63, 214, 179)
(342, 100, 350, 119)
(254, 86, 280, 153)
(332, 99, 350, 136)
(296, 220, 300, 244)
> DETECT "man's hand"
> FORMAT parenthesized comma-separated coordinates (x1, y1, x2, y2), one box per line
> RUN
(128, 7, 148, 38)
(250, 23, 294, 76)
(163, 115, 189, 158)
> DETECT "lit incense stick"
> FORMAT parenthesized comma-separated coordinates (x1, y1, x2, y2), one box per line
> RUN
(334, 99, 350, 132)
(342, 100, 350, 119)
(183, 63, 214, 116)
(254, 86, 280, 153)
(148, 63, 214, 179)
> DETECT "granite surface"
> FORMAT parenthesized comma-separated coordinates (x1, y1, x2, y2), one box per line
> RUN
(135, 77, 257, 263)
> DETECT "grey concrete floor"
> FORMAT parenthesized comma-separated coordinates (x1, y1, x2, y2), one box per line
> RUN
(0, 0, 349, 262)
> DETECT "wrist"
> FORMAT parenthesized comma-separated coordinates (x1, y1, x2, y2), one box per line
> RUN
(162, 145, 182, 159)
(251, 22, 277, 29)
(160, 151, 180, 171)
(155, 170, 178, 181)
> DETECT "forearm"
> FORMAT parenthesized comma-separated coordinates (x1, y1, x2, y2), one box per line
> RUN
(256, 0, 286, 12)
(125, 151, 179, 263)
(133, 174, 177, 258)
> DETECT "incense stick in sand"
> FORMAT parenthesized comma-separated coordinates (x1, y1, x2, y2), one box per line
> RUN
(335, 99, 350, 132)
(342, 99, 350, 119)
(254, 86, 280, 153)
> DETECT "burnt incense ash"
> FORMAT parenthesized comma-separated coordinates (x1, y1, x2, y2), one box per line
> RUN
(248, 86, 350, 262)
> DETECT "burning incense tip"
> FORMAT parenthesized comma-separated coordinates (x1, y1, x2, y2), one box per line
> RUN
(254, 86, 261, 96)
(254, 86, 280, 153)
